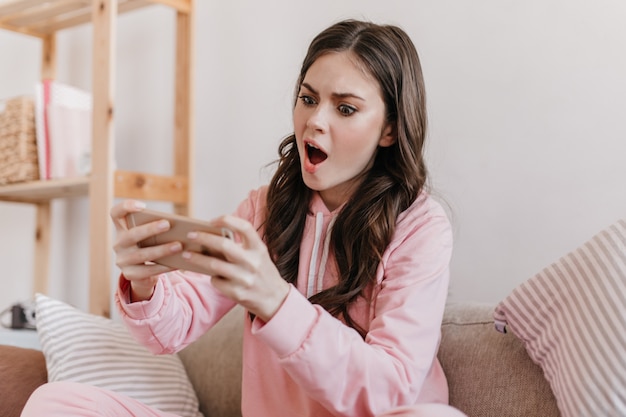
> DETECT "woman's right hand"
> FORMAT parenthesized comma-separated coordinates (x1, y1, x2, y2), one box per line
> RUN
(110, 200, 183, 301)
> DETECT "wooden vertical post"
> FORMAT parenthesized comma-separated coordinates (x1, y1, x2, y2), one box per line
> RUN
(89, 0, 117, 317)
(41, 34, 56, 80)
(33, 202, 51, 295)
(173, 1, 194, 217)
(33, 33, 57, 296)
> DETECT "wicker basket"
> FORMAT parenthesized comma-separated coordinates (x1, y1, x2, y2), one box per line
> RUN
(0, 96, 40, 185)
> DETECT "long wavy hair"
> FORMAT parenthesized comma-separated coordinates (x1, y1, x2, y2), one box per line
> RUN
(264, 20, 428, 335)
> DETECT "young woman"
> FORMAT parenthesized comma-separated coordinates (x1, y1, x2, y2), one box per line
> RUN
(22, 19, 465, 417)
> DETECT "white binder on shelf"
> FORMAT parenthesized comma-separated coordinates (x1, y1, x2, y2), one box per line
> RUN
(34, 80, 92, 180)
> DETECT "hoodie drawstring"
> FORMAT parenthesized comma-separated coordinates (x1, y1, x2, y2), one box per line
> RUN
(306, 212, 335, 298)
(307, 212, 324, 298)
(317, 216, 336, 295)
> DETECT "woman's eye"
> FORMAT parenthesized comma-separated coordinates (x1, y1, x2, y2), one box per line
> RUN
(338, 104, 356, 116)
(299, 95, 316, 106)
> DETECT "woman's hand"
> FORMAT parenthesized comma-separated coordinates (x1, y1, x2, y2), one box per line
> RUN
(110, 200, 182, 301)
(182, 215, 290, 322)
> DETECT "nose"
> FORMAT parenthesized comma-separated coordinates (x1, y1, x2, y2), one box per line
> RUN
(305, 105, 328, 133)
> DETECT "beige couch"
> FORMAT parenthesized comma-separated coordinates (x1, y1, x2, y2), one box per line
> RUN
(179, 302, 560, 417)
(1, 302, 560, 417)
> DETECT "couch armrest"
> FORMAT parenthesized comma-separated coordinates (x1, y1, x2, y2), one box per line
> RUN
(0, 344, 47, 417)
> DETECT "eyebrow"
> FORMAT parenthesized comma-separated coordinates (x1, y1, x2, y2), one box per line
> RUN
(301, 82, 365, 102)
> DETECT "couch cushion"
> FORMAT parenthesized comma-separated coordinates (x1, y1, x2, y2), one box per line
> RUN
(494, 219, 626, 417)
(179, 306, 244, 417)
(440, 303, 559, 417)
(0, 344, 47, 417)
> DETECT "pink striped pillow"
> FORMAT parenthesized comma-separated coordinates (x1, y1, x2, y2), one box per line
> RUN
(494, 219, 626, 417)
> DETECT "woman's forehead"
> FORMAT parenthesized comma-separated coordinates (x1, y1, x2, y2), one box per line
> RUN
(301, 52, 381, 97)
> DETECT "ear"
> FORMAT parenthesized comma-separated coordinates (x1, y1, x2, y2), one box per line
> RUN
(378, 123, 396, 148)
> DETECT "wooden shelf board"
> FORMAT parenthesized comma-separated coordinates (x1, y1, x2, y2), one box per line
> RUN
(0, 0, 190, 37)
(0, 176, 89, 203)
(0, 170, 188, 204)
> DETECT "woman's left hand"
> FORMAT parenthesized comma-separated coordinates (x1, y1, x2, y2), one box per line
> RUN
(182, 215, 290, 322)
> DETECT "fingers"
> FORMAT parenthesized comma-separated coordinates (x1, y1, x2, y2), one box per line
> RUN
(181, 215, 289, 321)
(120, 263, 174, 282)
(186, 219, 265, 271)
(110, 200, 147, 232)
(111, 200, 181, 283)
(115, 241, 182, 269)
(183, 216, 269, 283)
(209, 215, 263, 250)
(114, 218, 172, 250)
(181, 249, 241, 282)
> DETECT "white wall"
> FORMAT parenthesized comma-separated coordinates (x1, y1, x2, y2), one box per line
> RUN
(1, 0, 625, 313)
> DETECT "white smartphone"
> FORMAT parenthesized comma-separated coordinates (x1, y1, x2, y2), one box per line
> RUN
(126, 209, 234, 273)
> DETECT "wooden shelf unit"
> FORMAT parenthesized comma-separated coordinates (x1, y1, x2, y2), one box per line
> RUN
(0, 0, 195, 317)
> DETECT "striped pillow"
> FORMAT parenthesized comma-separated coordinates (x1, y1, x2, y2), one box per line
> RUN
(493, 219, 626, 417)
(35, 294, 203, 417)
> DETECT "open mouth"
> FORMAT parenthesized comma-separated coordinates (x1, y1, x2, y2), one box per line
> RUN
(306, 143, 328, 165)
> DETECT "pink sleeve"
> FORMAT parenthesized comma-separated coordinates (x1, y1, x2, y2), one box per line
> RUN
(116, 271, 237, 354)
(252, 207, 453, 415)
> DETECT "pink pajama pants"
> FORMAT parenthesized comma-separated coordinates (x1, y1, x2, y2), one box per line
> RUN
(22, 381, 467, 417)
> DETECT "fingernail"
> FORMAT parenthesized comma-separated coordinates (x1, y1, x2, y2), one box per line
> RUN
(157, 220, 170, 230)
(187, 232, 198, 239)
(134, 201, 146, 209)
(182, 251, 191, 259)
(170, 242, 182, 252)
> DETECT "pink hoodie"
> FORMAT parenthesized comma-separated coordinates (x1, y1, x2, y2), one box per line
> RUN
(116, 186, 453, 417)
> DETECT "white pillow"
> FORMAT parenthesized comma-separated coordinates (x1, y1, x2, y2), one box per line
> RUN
(494, 219, 626, 417)
(35, 294, 203, 417)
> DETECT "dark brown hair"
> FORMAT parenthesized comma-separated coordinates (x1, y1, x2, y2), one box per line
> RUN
(264, 20, 428, 335)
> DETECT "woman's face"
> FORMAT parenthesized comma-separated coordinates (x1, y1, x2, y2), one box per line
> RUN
(293, 51, 394, 212)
